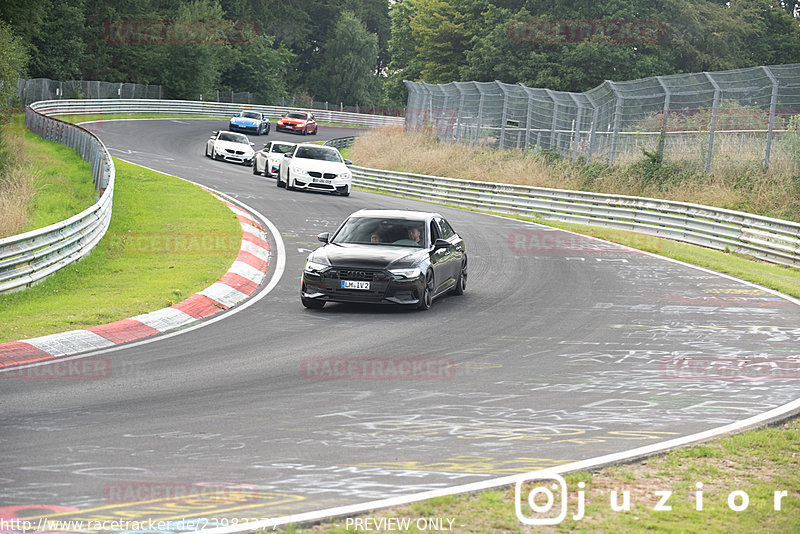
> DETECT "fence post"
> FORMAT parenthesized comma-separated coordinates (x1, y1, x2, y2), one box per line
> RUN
(523, 86, 534, 150)
(568, 93, 583, 161)
(607, 81, 623, 166)
(544, 89, 558, 151)
(454, 83, 465, 142)
(474, 83, 486, 147)
(585, 93, 599, 163)
(655, 76, 670, 163)
(498, 82, 509, 150)
(762, 66, 779, 170)
(704, 72, 721, 173)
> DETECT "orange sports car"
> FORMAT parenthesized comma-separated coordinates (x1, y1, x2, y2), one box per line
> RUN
(275, 111, 318, 135)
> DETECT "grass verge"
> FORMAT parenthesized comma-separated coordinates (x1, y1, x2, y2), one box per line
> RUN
(0, 115, 97, 237)
(286, 418, 800, 533)
(0, 157, 240, 343)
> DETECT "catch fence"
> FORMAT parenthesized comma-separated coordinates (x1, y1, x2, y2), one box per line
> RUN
(405, 63, 800, 173)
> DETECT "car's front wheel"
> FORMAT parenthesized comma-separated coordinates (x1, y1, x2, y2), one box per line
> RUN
(252, 161, 260, 175)
(452, 256, 467, 295)
(417, 270, 434, 310)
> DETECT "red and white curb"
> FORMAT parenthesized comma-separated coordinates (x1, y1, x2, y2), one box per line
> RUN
(0, 194, 270, 368)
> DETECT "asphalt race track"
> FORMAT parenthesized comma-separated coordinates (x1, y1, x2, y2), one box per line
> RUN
(2, 118, 800, 528)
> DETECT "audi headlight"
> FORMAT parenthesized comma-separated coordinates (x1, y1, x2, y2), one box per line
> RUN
(389, 267, 422, 279)
(304, 259, 328, 274)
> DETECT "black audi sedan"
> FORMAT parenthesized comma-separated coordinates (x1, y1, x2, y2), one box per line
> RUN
(300, 210, 467, 310)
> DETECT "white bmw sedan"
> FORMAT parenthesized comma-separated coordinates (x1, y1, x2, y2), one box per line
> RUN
(253, 141, 296, 177)
(277, 144, 352, 196)
(205, 131, 255, 166)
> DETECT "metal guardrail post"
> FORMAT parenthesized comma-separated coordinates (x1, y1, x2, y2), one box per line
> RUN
(762, 66, 779, 170)
(704, 72, 721, 173)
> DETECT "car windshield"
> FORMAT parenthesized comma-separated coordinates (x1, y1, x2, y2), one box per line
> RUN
(218, 132, 248, 143)
(240, 112, 260, 119)
(332, 217, 426, 247)
(286, 112, 307, 119)
(270, 143, 295, 154)
(294, 146, 342, 162)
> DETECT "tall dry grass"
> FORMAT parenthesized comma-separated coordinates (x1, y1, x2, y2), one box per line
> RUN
(349, 128, 800, 222)
(0, 130, 37, 238)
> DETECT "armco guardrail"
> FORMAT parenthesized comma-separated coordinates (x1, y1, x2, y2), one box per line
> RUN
(0, 105, 115, 294)
(323, 136, 357, 150)
(350, 166, 800, 268)
(30, 99, 404, 128)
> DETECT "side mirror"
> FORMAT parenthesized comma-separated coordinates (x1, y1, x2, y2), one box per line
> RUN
(317, 232, 330, 243)
(250, 142, 255, 146)
(284, 153, 292, 158)
(344, 159, 352, 165)
(433, 239, 450, 250)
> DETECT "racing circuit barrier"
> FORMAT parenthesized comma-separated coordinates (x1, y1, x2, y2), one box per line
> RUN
(348, 164, 800, 268)
(0, 104, 115, 294)
(28, 99, 405, 128)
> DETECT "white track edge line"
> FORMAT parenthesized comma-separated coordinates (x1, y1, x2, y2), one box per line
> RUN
(0, 159, 286, 372)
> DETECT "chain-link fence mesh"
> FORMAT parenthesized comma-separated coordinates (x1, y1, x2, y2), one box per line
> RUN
(15, 79, 163, 106)
(405, 63, 800, 173)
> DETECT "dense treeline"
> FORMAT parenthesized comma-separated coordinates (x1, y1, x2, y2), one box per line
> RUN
(2, 0, 800, 108)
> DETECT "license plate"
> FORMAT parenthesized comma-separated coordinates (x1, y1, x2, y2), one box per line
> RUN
(313, 178, 332, 184)
(342, 280, 370, 290)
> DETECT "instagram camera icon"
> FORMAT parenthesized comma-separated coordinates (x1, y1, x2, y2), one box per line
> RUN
(515, 473, 568, 525)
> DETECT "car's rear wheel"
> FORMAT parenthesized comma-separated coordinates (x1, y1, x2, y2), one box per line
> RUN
(417, 270, 434, 310)
(301, 296, 325, 309)
(452, 256, 467, 295)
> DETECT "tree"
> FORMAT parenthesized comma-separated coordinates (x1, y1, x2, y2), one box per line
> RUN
(27, 0, 86, 80)
(0, 21, 27, 104)
(159, 0, 232, 99)
(307, 11, 381, 106)
(218, 34, 294, 104)
(409, 0, 472, 83)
